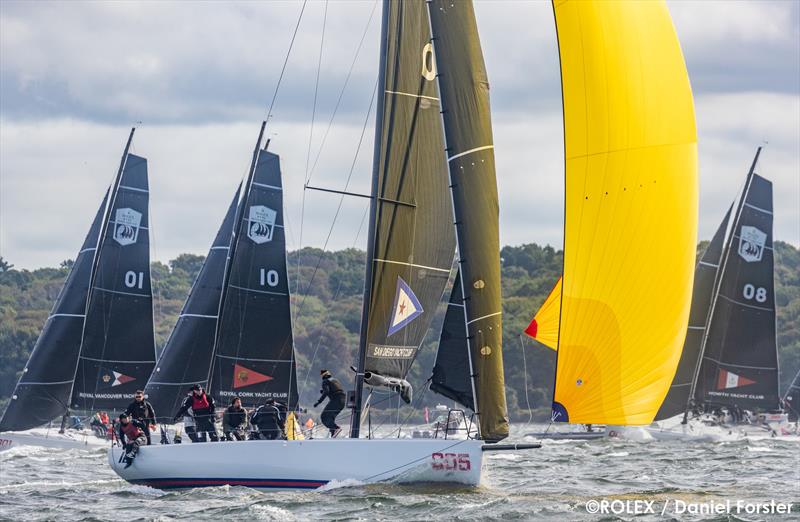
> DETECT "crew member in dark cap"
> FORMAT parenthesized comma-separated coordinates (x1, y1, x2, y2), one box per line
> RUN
(117, 413, 147, 469)
(314, 370, 346, 438)
(173, 384, 218, 442)
(250, 398, 285, 440)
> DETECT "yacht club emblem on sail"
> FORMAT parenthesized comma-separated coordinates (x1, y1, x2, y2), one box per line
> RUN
(738, 226, 766, 263)
(99, 369, 136, 388)
(387, 277, 424, 336)
(112, 208, 142, 246)
(246, 205, 277, 244)
(233, 363, 273, 389)
(717, 369, 756, 390)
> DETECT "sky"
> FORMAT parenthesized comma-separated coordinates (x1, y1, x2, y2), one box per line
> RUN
(1, 0, 798, 269)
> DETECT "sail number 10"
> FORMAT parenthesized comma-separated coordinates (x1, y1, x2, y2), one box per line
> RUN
(259, 268, 279, 287)
(742, 284, 767, 303)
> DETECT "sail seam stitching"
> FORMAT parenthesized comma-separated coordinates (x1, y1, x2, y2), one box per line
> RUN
(466, 311, 502, 325)
(119, 185, 148, 193)
(251, 182, 282, 191)
(385, 89, 439, 101)
(447, 145, 494, 162)
(94, 287, 151, 298)
(743, 202, 772, 215)
(227, 284, 288, 297)
(717, 293, 773, 312)
(373, 258, 450, 273)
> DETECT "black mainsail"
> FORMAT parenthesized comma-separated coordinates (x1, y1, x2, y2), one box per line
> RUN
(145, 188, 240, 418)
(71, 146, 157, 412)
(655, 204, 733, 420)
(0, 193, 108, 431)
(350, 0, 455, 436)
(694, 150, 780, 412)
(209, 137, 298, 408)
(428, 0, 508, 442)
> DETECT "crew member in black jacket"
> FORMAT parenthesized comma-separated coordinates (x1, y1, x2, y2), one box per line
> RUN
(124, 390, 156, 445)
(314, 370, 346, 437)
(173, 384, 218, 442)
(223, 396, 248, 441)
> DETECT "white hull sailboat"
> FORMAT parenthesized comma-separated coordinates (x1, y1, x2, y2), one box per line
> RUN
(0, 428, 108, 452)
(108, 438, 484, 490)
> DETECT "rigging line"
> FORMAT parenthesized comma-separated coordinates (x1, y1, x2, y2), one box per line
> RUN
(295, 76, 379, 323)
(306, 0, 379, 184)
(262, 0, 308, 125)
(300, 203, 370, 392)
(296, 0, 329, 327)
(519, 335, 534, 425)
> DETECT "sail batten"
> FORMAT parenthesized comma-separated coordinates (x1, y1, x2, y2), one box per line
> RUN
(551, 0, 698, 425)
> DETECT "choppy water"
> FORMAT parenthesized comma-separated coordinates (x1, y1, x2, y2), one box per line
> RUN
(1, 425, 799, 521)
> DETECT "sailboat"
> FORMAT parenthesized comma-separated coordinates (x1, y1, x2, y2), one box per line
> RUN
(107, 0, 696, 489)
(526, 0, 699, 440)
(0, 129, 156, 451)
(644, 149, 787, 439)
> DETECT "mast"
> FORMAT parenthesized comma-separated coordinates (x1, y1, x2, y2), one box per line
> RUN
(350, 0, 389, 440)
(62, 127, 136, 430)
(683, 147, 762, 421)
(206, 121, 266, 394)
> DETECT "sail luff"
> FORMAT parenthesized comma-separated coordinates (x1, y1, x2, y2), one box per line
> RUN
(206, 122, 266, 392)
(427, 0, 508, 442)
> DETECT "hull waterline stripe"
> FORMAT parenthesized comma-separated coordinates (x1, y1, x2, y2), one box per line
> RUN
(385, 89, 440, 102)
(744, 202, 772, 215)
(448, 145, 494, 162)
(466, 311, 502, 325)
(251, 182, 282, 191)
(130, 477, 328, 490)
(373, 258, 450, 273)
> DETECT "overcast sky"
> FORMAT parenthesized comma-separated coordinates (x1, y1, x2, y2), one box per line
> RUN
(1, 0, 798, 269)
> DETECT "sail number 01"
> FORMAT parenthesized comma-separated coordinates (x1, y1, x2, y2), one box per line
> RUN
(124, 271, 145, 289)
(742, 283, 767, 303)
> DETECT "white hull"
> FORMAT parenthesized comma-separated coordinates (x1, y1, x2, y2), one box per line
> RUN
(0, 429, 107, 452)
(108, 437, 484, 490)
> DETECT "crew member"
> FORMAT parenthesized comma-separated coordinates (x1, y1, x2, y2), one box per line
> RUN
(125, 390, 156, 445)
(174, 384, 218, 442)
(314, 369, 346, 438)
(117, 413, 147, 469)
(223, 397, 248, 441)
(251, 398, 285, 440)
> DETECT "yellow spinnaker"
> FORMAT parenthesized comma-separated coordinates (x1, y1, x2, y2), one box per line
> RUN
(551, 0, 698, 425)
(524, 277, 562, 350)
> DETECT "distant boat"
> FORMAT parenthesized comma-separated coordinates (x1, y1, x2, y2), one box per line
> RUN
(0, 128, 156, 450)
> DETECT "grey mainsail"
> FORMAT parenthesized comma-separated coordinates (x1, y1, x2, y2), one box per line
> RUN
(428, 0, 508, 442)
(144, 187, 240, 418)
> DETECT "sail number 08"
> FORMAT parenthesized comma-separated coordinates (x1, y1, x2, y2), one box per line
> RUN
(742, 283, 767, 303)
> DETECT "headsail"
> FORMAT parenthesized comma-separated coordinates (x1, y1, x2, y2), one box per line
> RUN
(210, 147, 298, 408)
(71, 148, 157, 411)
(524, 277, 562, 351)
(655, 204, 733, 420)
(695, 163, 779, 412)
(350, 0, 455, 434)
(0, 192, 108, 431)
(144, 187, 240, 418)
(551, 0, 698, 425)
(428, 0, 508, 441)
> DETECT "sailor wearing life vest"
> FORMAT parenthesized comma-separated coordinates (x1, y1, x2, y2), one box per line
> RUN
(314, 369, 346, 438)
(117, 413, 147, 469)
(173, 384, 218, 442)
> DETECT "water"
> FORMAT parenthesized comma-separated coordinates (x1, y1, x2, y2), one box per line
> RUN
(1, 426, 799, 521)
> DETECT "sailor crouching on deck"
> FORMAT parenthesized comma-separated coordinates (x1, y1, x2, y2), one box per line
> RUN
(314, 369, 345, 438)
(173, 384, 219, 442)
(117, 413, 147, 469)
(223, 396, 249, 441)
